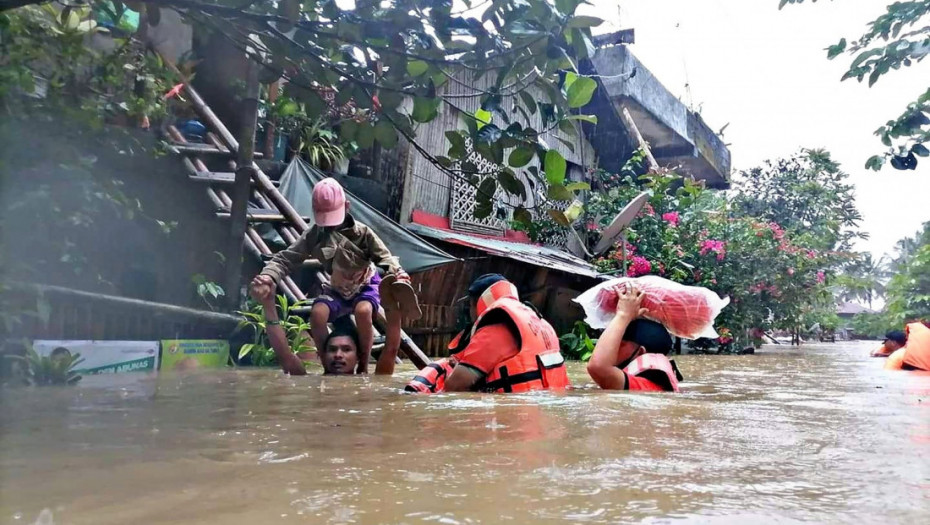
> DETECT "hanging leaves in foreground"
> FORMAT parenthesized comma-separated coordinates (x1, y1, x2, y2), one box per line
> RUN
(566, 77, 597, 108)
(411, 97, 440, 123)
(508, 146, 535, 168)
(374, 120, 398, 148)
(544, 149, 567, 185)
(498, 167, 526, 198)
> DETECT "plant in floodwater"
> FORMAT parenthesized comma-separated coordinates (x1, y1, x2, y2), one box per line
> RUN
(5, 343, 84, 386)
(559, 321, 597, 362)
(192, 273, 225, 311)
(236, 294, 313, 367)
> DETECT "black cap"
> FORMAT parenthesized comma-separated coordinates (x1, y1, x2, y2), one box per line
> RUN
(467, 273, 508, 298)
(623, 319, 673, 354)
(884, 330, 907, 346)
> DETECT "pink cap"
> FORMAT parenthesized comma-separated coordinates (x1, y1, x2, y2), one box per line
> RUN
(312, 178, 347, 227)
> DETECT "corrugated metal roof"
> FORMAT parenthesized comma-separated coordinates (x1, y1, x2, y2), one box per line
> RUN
(406, 224, 602, 279)
(836, 302, 876, 316)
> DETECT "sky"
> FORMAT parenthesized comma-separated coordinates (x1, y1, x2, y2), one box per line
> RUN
(582, 0, 930, 259)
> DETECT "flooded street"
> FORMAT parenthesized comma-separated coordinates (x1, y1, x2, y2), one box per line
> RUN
(2, 341, 928, 524)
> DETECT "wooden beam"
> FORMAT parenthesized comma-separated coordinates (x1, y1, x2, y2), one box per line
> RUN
(620, 107, 660, 172)
(8, 282, 240, 325)
(216, 211, 313, 223)
(166, 143, 264, 158)
(190, 171, 279, 186)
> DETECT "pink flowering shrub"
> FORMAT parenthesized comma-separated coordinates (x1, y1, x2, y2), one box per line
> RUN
(584, 160, 851, 350)
(627, 256, 652, 277)
(699, 240, 727, 260)
(662, 211, 680, 227)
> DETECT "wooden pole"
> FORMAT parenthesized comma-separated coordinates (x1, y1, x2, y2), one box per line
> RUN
(620, 107, 660, 172)
(224, 62, 261, 310)
(264, 80, 279, 160)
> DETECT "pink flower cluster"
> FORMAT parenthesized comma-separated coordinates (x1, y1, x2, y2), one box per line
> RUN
(642, 203, 656, 217)
(662, 211, 680, 227)
(769, 222, 785, 240)
(717, 327, 733, 345)
(699, 239, 727, 260)
(612, 240, 637, 260)
(750, 282, 781, 297)
(627, 256, 652, 277)
(816, 271, 826, 284)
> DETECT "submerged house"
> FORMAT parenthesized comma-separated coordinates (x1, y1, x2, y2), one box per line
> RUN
(3, 15, 732, 358)
(362, 32, 733, 351)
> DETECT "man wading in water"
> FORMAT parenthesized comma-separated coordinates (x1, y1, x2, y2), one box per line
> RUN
(260, 290, 397, 375)
(249, 178, 421, 374)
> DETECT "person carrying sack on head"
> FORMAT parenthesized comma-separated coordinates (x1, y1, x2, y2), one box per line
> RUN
(586, 282, 684, 392)
(249, 178, 421, 374)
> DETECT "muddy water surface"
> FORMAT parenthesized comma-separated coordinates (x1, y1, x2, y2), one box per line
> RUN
(1, 342, 929, 524)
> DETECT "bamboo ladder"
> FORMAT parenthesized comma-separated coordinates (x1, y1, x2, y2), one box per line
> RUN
(164, 83, 431, 369)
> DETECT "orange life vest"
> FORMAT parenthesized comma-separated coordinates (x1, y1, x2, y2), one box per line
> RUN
(622, 353, 681, 392)
(884, 348, 907, 370)
(404, 358, 456, 393)
(902, 322, 930, 371)
(475, 294, 571, 394)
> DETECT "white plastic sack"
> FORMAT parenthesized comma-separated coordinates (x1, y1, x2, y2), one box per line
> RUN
(574, 275, 729, 340)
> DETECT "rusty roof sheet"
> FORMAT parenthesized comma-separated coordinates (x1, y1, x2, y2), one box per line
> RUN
(406, 224, 602, 279)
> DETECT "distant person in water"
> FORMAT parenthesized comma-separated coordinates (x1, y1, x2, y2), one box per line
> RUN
(884, 322, 930, 372)
(871, 330, 907, 357)
(586, 282, 683, 392)
(259, 292, 396, 376)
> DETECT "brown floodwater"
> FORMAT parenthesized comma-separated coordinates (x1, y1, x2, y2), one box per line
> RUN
(1, 341, 929, 524)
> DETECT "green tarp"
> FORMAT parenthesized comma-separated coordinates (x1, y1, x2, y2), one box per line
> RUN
(272, 158, 459, 274)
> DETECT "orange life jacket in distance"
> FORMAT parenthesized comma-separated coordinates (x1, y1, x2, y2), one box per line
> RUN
(477, 297, 571, 393)
(622, 353, 682, 392)
(404, 358, 456, 394)
(902, 322, 930, 371)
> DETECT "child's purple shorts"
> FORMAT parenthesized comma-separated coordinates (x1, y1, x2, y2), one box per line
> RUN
(313, 272, 381, 322)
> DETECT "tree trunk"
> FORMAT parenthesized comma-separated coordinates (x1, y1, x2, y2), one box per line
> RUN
(224, 61, 260, 310)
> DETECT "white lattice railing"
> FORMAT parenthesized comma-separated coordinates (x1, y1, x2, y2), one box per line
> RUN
(449, 137, 507, 235)
(450, 137, 573, 246)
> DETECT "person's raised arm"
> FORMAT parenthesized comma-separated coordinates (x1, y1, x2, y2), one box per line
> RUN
(262, 296, 307, 376)
(257, 228, 316, 287)
(374, 310, 402, 375)
(586, 283, 648, 390)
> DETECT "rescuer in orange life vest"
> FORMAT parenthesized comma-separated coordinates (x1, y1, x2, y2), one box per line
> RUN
(407, 274, 571, 393)
(586, 281, 684, 392)
(871, 330, 907, 357)
(883, 322, 930, 372)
